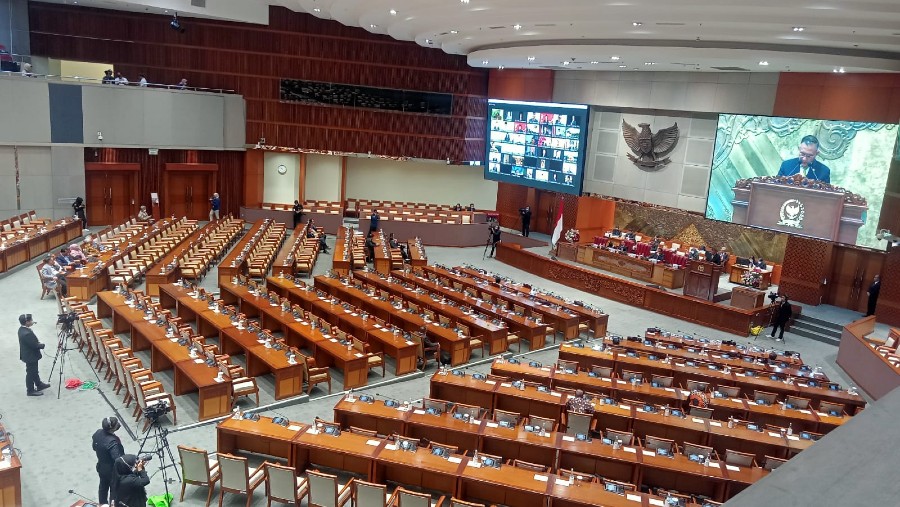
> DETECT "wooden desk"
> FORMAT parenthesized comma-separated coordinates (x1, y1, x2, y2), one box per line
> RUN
(731, 286, 766, 309)
(407, 238, 427, 267)
(458, 459, 552, 507)
(292, 425, 383, 476)
(0, 445, 22, 507)
(334, 398, 409, 437)
(245, 344, 305, 400)
(218, 220, 264, 285)
(144, 221, 207, 296)
(0, 219, 81, 274)
(173, 360, 232, 420)
(729, 264, 772, 290)
(575, 245, 686, 289)
(217, 416, 305, 465)
(373, 445, 465, 497)
(430, 372, 499, 410)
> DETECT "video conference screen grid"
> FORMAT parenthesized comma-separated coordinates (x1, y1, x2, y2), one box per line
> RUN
(707, 114, 898, 250)
(484, 99, 589, 195)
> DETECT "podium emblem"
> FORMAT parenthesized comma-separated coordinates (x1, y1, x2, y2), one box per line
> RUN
(777, 199, 805, 229)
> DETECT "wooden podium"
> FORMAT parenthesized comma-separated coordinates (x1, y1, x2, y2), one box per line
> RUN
(732, 176, 867, 244)
(683, 260, 721, 301)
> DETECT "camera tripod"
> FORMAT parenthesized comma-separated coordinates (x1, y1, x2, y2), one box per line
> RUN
(48, 314, 77, 399)
(136, 415, 181, 503)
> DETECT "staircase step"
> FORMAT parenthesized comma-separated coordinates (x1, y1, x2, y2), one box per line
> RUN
(791, 320, 842, 339)
(795, 314, 844, 331)
(788, 327, 842, 346)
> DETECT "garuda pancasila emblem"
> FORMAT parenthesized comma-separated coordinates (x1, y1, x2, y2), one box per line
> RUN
(622, 120, 680, 170)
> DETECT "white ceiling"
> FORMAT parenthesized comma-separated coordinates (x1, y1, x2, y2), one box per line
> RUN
(40, 0, 900, 73)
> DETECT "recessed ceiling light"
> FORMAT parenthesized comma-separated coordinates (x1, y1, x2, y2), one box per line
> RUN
(562, 61, 570, 66)
(759, 60, 769, 66)
(498, 65, 505, 70)
(590, 61, 599, 64)
(460, 0, 469, 3)
(450, 30, 458, 34)
(644, 62, 656, 65)
(611, 56, 620, 61)
(425, 39, 433, 44)
(792, 26, 805, 32)
(313, 7, 321, 12)
(370, 24, 377, 28)
(527, 56, 535, 61)
(618, 65, 627, 68)
(482, 59, 489, 65)
(632, 22, 643, 27)
(513, 24, 522, 30)
(389, 9, 397, 15)
(834, 67, 845, 73)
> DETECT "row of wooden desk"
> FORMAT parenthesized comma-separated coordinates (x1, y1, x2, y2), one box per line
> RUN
(217, 413, 730, 506)
(429, 370, 813, 463)
(557, 343, 865, 416)
(0, 421, 22, 507)
(0, 219, 82, 273)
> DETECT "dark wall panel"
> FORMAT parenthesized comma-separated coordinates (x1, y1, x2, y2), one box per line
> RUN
(29, 2, 488, 161)
(47, 82, 83, 144)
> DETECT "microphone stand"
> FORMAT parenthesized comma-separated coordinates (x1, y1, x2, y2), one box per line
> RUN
(68, 489, 100, 506)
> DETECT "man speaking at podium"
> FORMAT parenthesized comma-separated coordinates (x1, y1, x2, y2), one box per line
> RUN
(776, 135, 831, 183)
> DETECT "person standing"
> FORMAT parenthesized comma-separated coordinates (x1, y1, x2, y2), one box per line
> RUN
(867, 274, 881, 317)
(519, 206, 532, 237)
(488, 223, 502, 257)
(73, 196, 87, 229)
(18, 314, 49, 397)
(365, 232, 377, 263)
(292, 200, 304, 229)
(770, 296, 793, 342)
(209, 192, 220, 221)
(369, 210, 380, 234)
(92, 417, 125, 505)
(114, 455, 150, 507)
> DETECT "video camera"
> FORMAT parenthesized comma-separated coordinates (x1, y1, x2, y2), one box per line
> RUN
(57, 312, 77, 325)
(767, 291, 780, 303)
(142, 401, 170, 422)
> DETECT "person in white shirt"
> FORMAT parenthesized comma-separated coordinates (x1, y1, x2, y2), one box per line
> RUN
(114, 72, 129, 85)
(138, 74, 148, 87)
(40, 255, 68, 296)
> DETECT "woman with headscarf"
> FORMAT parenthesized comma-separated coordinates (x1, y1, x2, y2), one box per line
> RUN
(113, 454, 150, 507)
(69, 243, 87, 262)
(73, 197, 87, 229)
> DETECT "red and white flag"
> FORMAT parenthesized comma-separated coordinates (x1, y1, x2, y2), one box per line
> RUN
(550, 200, 564, 246)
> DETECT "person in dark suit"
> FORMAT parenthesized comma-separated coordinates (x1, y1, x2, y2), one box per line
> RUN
(365, 232, 377, 263)
(718, 248, 729, 266)
(711, 250, 722, 265)
(611, 226, 621, 237)
(770, 297, 793, 341)
(292, 200, 304, 229)
(757, 257, 768, 270)
(18, 314, 49, 396)
(318, 232, 329, 254)
(776, 135, 831, 183)
(73, 196, 87, 229)
(519, 206, 532, 237)
(114, 455, 150, 507)
(867, 274, 881, 316)
(488, 224, 502, 257)
(92, 417, 125, 505)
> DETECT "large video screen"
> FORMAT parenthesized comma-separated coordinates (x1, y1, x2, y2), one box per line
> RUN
(484, 99, 589, 195)
(707, 114, 898, 249)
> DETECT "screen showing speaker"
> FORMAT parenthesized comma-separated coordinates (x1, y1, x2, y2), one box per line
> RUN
(707, 114, 898, 249)
(484, 99, 589, 195)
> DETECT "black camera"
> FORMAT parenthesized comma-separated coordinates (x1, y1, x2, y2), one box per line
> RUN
(142, 401, 170, 421)
(767, 291, 779, 303)
(137, 453, 153, 463)
(57, 312, 77, 325)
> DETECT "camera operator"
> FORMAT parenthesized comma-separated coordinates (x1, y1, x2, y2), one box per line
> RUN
(770, 295, 793, 342)
(114, 455, 150, 507)
(92, 417, 125, 505)
(488, 223, 502, 257)
(18, 314, 49, 397)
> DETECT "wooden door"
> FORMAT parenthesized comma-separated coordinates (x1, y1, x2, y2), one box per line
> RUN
(165, 171, 214, 220)
(824, 246, 883, 312)
(84, 170, 137, 226)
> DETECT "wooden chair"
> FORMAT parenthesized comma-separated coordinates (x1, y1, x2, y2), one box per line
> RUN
(565, 411, 595, 436)
(349, 426, 378, 437)
(133, 380, 177, 432)
(557, 469, 598, 485)
(604, 429, 634, 445)
(493, 409, 521, 427)
(453, 403, 484, 420)
(527, 415, 557, 432)
(301, 357, 332, 395)
(216, 453, 267, 507)
(715, 385, 741, 397)
(685, 379, 709, 392)
(785, 395, 811, 410)
(353, 338, 385, 377)
(682, 442, 718, 461)
(819, 401, 846, 417)
(753, 390, 778, 406)
(178, 445, 220, 506)
(763, 455, 787, 470)
(724, 449, 757, 468)
(353, 479, 390, 507)
(388, 487, 444, 507)
(557, 359, 578, 372)
(621, 370, 642, 383)
(643, 435, 675, 454)
(449, 498, 489, 507)
(307, 469, 352, 507)
(650, 375, 673, 388)
(590, 365, 613, 378)
(229, 367, 260, 407)
(37, 264, 57, 299)
(689, 406, 714, 419)
(601, 478, 636, 495)
(264, 462, 309, 506)
(509, 459, 548, 472)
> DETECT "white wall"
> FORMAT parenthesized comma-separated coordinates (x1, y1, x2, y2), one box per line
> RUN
(0, 145, 84, 220)
(262, 152, 300, 204)
(584, 110, 716, 213)
(345, 157, 498, 208)
(305, 154, 342, 202)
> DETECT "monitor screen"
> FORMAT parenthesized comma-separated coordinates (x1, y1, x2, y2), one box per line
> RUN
(484, 99, 589, 195)
(707, 114, 898, 249)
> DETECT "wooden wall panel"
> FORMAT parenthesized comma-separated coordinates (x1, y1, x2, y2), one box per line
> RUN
(875, 249, 900, 326)
(29, 2, 488, 161)
(487, 69, 554, 102)
(779, 235, 834, 305)
(87, 148, 244, 218)
(773, 73, 900, 123)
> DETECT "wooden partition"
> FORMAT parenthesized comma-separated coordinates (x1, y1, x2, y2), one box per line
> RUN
(836, 317, 900, 400)
(496, 243, 772, 336)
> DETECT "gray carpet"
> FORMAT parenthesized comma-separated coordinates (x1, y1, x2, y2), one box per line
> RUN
(0, 225, 879, 505)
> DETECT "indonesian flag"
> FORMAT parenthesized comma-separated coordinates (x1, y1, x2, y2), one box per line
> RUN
(550, 200, 564, 246)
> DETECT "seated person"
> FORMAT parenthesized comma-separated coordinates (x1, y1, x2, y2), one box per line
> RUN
(650, 235, 661, 251)
(718, 248, 729, 266)
(776, 135, 831, 183)
(317, 232, 329, 254)
(68, 243, 87, 262)
(56, 248, 73, 268)
(648, 250, 666, 261)
(611, 226, 622, 237)
(388, 233, 400, 249)
(453, 203, 463, 211)
(757, 257, 768, 270)
(466, 203, 476, 211)
(399, 244, 411, 262)
(137, 205, 151, 221)
(306, 224, 318, 239)
(566, 389, 595, 414)
(688, 247, 700, 260)
(40, 255, 68, 296)
(624, 231, 636, 241)
(711, 249, 722, 264)
(365, 233, 377, 263)
(419, 334, 446, 367)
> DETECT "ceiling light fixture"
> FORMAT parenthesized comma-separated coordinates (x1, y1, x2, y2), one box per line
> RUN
(513, 24, 522, 30)
(313, 7, 321, 12)
(498, 65, 505, 70)
(460, 0, 469, 4)
(425, 39, 433, 44)
(618, 65, 627, 68)
(482, 59, 489, 65)
(590, 61, 599, 64)
(450, 30, 458, 34)
(389, 9, 397, 15)
(632, 22, 643, 27)
(759, 60, 769, 66)
(562, 61, 570, 66)
(644, 62, 656, 65)
(611, 56, 620, 61)
(527, 56, 535, 61)
(833, 67, 845, 73)
(792, 26, 805, 32)
(370, 24, 377, 28)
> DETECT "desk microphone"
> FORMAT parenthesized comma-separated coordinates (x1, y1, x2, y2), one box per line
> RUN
(68, 489, 99, 506)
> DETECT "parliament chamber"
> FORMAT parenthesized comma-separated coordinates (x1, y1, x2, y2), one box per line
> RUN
(2, 1, 900, 506)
